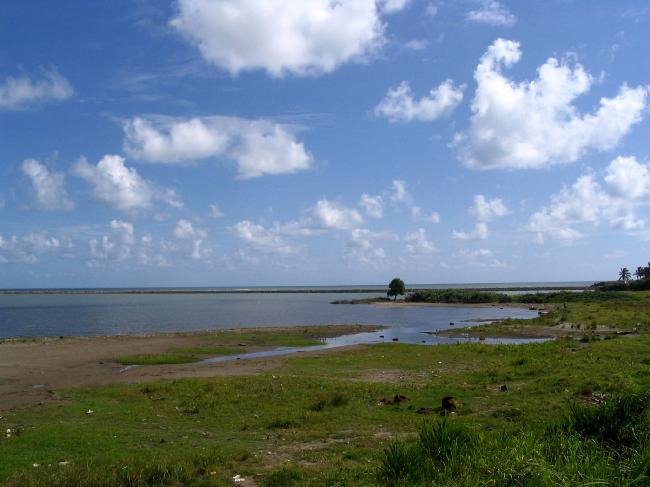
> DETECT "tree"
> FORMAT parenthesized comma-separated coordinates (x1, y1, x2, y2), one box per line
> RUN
(387, 278, 406, 301)
(635, 266, 645, 280)
(618, 267, 631, 284)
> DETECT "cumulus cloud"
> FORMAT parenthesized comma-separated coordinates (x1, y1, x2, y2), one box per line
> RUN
(453, 222, 489, 241)
(359, 193, 384, 218)
(0, 68, 73, 110)
(345, 228, 391, 266)
(375, 80, 463, 122)
(123, 116, 312, 179)
(21, 159, 74, 211)
(404, 228, 437, 253)
(390, 179, 411, 204)
(87, 220, 170, 267)
(170, 0, 405, 77)
(312, 199, 364, 230)
(470, 194, 509, 221)
(454, 248, 505, 267)
(208, 203, 224, 219)
(232, 220, 294, 254)
(467, 0, 516, 26)
(74, 154, 182, 212)
(527, 156, 650, 242)
(456, 39, 648, 170)
(173, 219, 209, 259)
(453, 195, 507, 240)
(89, 220, 135, 263)
(411, 206, 441, 223)
(0, 232, 63, 264)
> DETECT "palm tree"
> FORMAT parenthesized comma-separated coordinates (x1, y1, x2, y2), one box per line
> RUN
(634, 266, 645, 280)
(618, 267, 631, 283)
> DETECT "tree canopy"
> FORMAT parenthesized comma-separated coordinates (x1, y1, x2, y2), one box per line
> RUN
(387, 278, 406, 301)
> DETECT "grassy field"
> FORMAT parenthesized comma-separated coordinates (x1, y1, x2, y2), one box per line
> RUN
(1, 294, 649, 485)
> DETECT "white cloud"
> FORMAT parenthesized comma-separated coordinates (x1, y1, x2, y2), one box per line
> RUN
(453, 222, 489, 241)
(375, 80, 463, 122)
(209, 203, 224, 218)
(345, 228, 394, 266)
(404, 39, 428, 51)
(390, 179, 411, 204)
(0, 68, 73, 110)
(470, 194, 509, 222)
(88, 221, 170, 266)
(74, 154, 182, 212)
(123, 117, 229, 164)
(457, 39, 648, 170)
(527, 156, 650, 243)
(455, 248, 505, 267)
(232, 220, 294, 254)
(411, 206, 441, 223)
(312, 199, 363, 230)
(123, 116, 312, 179)
(170, 0, 402, 77)
(404, 228, 437, 253)
(359, 193, 384, 218)
(380, 0, 410, 14)
(604, 156, 650, 199)
(453, 195, 507, 240)
(173, 219, 209, 260)
(425, 2, 439, 16)
(467, 0, 516, 26)
(0, 232, 62, 264)
(21, 159, 74, 211)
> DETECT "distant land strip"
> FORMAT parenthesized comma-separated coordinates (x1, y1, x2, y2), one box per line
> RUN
(0, 286, 589, 295)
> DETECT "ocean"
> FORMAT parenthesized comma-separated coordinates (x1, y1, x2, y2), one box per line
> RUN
(0, 282, 585, 339)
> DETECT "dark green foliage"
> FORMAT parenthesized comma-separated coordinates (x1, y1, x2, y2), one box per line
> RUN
(407, 289, 511, 303)
(563, 391, 650, 450)
(418, 419, 475, 466)
(261, 464, 305, 486)
(309, 392, 348, 411)
(387, 278, 406, 301)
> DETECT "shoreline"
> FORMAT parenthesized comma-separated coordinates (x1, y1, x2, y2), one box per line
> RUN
(0, 285, 589, 295)
(0, 324, 378, 411)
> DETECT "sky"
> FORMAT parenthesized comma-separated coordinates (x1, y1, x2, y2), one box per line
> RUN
(1, 0, 650, 288)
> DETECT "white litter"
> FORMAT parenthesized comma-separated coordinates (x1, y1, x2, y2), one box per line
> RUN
(233, 474, 246, 483)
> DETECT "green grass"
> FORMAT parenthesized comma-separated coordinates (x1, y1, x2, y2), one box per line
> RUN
(111, 326, 361, 365)
(1, 300, 649, 485)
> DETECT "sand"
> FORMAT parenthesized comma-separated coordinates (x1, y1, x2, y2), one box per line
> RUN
(0, 327, 367, 411)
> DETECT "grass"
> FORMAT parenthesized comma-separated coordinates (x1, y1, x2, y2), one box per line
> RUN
(1, 297, 649, 484)
(111, 326, 366, 365)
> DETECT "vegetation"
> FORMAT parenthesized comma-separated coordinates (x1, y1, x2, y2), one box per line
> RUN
(113, 326, 372, 366)
(1, 294, 650, 485)
(387, 277, 406, 301)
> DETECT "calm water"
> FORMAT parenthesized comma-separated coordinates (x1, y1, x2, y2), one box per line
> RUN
(0, 292, 539, 339)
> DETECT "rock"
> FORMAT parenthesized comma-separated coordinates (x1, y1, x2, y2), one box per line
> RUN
(500, 384, 508, 392)
(392, 338, 399, 342)
(441, 396, 457, 411)
(379, 335, 385, 338)
(449, 322, 455, 326)
(393, 394, 409, 403)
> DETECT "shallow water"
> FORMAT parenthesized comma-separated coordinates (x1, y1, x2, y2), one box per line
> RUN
(201, 324, 547, 364)
(0, 292, 537, 339)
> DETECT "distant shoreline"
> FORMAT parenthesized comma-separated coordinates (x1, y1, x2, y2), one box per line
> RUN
(0, 285, 590, 295)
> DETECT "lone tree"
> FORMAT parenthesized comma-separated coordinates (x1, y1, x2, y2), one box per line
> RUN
(387, 277, 406, 301)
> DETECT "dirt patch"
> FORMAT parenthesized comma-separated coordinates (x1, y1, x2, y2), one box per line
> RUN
(0, 326, 370, 412)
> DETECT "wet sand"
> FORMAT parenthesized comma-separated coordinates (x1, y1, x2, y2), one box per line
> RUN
(0, 325, 368, 412)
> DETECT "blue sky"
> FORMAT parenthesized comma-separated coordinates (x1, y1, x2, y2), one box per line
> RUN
(1, 0, 650, 288)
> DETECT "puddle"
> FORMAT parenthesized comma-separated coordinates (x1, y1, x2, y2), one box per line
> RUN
(201, 316, 547, 365)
